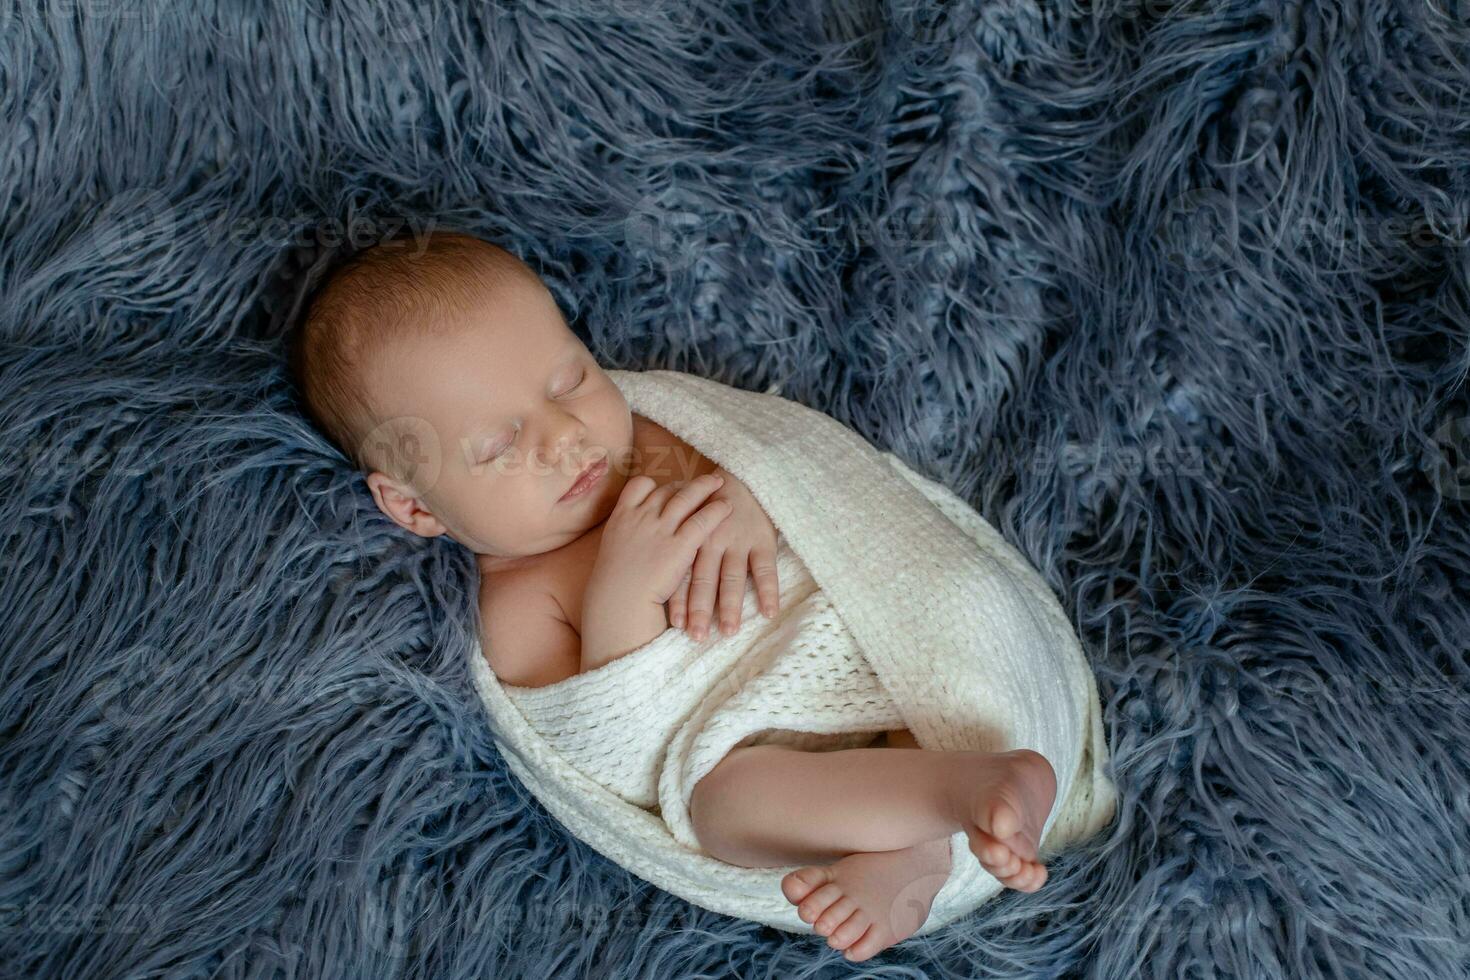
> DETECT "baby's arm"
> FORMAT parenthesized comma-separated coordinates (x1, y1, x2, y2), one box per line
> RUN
(481, 579, 668, 687)
(485, 473, 727, 687)
(580, 573, 668, 672)
(481, 586, 582, 688)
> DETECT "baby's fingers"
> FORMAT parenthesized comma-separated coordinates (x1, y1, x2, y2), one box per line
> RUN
(668, 569, 691, 630)
(750, 544, 780, 619)
(717, 548, 750, 635)
(686, 544, 724, 641)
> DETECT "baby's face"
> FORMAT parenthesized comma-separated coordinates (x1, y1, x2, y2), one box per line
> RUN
(361, 279, 634, 568)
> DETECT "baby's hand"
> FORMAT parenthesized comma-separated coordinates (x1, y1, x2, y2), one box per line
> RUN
(666, 466, 780, 640)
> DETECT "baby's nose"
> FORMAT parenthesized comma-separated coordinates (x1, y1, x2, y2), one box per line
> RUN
(551, 428, 587, 466)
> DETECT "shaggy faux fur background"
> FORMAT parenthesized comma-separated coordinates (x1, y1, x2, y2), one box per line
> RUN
(2, 0, 1468, 977)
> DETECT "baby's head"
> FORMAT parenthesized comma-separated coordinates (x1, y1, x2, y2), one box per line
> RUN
(288, 230, 635, 572)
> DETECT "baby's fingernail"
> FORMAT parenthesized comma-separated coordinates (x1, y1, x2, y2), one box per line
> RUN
(672, 612, 683, 627)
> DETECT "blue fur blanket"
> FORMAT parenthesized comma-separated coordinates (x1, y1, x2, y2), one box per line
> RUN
(2, 1, 1468, 976)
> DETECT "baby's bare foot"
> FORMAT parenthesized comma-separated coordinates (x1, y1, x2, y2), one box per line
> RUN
(961, 749, 1057, 892)
(781, 836, 951, 963)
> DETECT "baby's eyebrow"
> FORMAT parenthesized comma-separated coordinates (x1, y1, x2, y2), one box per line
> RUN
(463, 343, 585, 438)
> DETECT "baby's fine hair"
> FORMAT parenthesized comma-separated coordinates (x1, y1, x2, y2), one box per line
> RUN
(287, 229, 540, 477)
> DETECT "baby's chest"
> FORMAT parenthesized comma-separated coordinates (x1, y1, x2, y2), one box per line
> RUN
(543, 566, 587, 636)
(536, 532, 603, 635)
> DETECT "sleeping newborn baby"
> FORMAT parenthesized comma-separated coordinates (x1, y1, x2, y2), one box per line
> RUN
(288, 230, 1059, 962)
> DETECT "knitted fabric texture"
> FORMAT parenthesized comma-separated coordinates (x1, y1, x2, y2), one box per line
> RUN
(468, 368, 1118, 934)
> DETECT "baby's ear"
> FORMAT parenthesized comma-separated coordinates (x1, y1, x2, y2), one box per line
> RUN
(364, 470, 447, 538)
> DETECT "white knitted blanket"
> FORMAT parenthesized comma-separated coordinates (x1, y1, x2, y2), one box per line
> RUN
(467, 368, 1117, 935)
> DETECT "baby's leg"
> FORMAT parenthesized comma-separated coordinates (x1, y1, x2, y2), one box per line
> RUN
(689, 729, 1054, 870)
(689, 729, 1056, 962)
(691, 737, 965, 864)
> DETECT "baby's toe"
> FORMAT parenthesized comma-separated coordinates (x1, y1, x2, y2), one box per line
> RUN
(967, 828, 1008, 866)
(1016, 862, 1048, 892)
(797, 882, 846, 924)
(986, 797, 1022, 842)
(813, 896, 858, 937)
(826, 911, 870, 951)
(968, 830, 1020, 876)
(781, 866, 830, 905)
(988, 850, 1023, 879)
(1001, 827, 1040, 863)
(843, 923, 892, 963)
(999, 861, 1047, 892)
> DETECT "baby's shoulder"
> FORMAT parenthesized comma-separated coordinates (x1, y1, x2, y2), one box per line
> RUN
(478, 556, 570, 629)
(478, 568, 580, 688)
